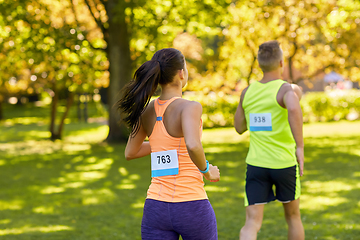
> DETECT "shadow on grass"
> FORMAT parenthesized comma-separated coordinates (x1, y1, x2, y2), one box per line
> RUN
(0, 129, 359, 239)
(0, 141, 150, 240)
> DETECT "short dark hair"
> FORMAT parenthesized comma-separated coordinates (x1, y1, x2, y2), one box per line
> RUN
(257, 40, 283, 72)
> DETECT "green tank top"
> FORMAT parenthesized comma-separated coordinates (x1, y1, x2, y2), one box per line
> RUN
(242, 79, 296, 169)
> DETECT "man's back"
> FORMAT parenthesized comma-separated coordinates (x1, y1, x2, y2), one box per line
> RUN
(242, 79, 296, 168)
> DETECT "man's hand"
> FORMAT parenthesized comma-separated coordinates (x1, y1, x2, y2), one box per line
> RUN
(296, 147, 304, 176)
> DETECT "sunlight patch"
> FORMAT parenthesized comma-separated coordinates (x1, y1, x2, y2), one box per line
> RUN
(86, 157, 97, 163)
(76, 158, 113, 171)
(129, 174, 140, 180)
(223, 161, 241, 168)
(82, 197, 100, 205)
(0, 219, 11, 224)
(117, 184, 136, 190)
(204, 186, 229, 192)
(131, 202, 144, 209)
(351, 149, 360, 156)
(28, 130, 51, 138)
(301, 195, 347, 210)
(303, 180, 354, 193)
(62, 143, 91, 153)
(40, 186, 65, 194)
(81, 188, 116, 205)
(119, 167, 128, 176)
(61, 182, 85, 189)
(0, 160, 5, 166)
(64, 125, 108, 143)
(0, 200, 23, 210)
(219, 176, 237, 182)
(33, 206, 54, 214)
(65, 171, 106, 181)
(0, 225, 73, 236)
(71, 155, 84, 163)
(202, 128, 249, 144)
(203, 146, 239, 153)
(0, 140, 62, 157)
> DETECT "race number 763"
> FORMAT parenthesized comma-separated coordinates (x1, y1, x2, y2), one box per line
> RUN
(157, 155, 171, 164)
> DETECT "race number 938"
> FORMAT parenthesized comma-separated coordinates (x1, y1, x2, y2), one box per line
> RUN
(249, 113, 272, 131)
(253, 116, 266, 123)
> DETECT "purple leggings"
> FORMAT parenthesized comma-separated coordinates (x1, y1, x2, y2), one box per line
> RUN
(141, 199, 218, 240)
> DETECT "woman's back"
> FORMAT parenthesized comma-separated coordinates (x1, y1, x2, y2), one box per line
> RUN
(143, 97, 207, 202)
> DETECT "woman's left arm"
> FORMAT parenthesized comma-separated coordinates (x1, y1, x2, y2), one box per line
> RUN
(124, 123, 151, 160)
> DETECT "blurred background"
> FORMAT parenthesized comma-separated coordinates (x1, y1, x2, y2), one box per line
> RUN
(1, 0, 360, 141)
(1, 1, 360, 239)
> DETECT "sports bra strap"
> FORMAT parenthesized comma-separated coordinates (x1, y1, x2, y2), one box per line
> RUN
(154, 97, 181, 119)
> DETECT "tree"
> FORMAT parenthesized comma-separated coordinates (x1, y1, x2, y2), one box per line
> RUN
(71, 0, 235, 142)
(0, 0, 107, 139)
(215, 0, 360, 90)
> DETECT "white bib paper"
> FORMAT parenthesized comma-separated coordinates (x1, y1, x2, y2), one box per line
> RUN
(249, 113, 272, 131)
(151, 149, 179, 177)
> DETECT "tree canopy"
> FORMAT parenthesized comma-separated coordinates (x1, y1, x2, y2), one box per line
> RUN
(1, 0, 360, 140)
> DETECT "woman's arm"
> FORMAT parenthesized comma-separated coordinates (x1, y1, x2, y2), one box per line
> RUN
(125, 123, 151, 160)
(181, 101, 220, 182)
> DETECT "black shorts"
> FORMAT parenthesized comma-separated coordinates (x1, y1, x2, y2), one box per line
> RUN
(244, 164, 301, 206)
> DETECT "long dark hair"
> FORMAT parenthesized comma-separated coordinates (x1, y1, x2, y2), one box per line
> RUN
(118, 48, 185, 135)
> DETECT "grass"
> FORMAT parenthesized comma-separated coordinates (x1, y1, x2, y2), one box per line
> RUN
(0, 103, 360, 239)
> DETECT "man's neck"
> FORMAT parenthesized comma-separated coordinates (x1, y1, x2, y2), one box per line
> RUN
(260, 70, 282, 83)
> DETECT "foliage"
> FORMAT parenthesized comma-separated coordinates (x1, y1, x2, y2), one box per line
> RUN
(0, 0, 107, 138)
(187, 0, 360, 93)
(1, 116, 360, 239)
(184, 92, 239, 128)
(2, 0, 360, 140)
(183, 90, 360, 128)
(301, 90, 360, 122)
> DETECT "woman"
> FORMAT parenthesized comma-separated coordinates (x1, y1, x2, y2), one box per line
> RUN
(118, 48, 220, 240)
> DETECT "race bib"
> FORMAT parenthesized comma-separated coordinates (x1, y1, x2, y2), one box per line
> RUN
(151, 149, 179, 177)
(249, 113, 272, 131)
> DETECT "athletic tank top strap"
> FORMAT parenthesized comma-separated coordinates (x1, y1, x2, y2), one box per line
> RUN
(154, 97, 181, 121)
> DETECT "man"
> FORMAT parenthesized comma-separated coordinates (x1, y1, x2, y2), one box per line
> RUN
(234, 40, 305, 240)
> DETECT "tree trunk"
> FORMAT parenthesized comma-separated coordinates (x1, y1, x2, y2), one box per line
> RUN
(56, 92, 74, 139)
(246, 55, 257, 85)
(77, 93, 81, 121)
(0, 96, 3, 121)
(288, 57, 293, 83)
(50, 82, 58, 139)
(50, 90, 74, 141)
(105, 0, 132, 143)
(83, 93, 88, 123)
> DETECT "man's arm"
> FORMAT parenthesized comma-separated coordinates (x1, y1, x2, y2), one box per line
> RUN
(234, 87, 248, 134)
(291, 84, 303, 100)
(283, 89, 304, 176)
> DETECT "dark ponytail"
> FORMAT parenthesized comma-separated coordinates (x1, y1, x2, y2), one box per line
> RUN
(118, 48, 185, 136)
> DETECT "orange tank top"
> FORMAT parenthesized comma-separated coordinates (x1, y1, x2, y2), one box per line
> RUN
(147, 97, 208, 202)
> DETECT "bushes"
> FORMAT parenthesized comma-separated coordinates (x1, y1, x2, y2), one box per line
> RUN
(184, 90, 360, 128)
(184, 92, 239, 128)
(301, 90, 360, 122)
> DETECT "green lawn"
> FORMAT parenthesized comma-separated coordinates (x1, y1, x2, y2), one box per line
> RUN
(0, 110, 360, 239)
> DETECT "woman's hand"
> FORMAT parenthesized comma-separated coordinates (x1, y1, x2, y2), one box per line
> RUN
(203, 164, 220, 182)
